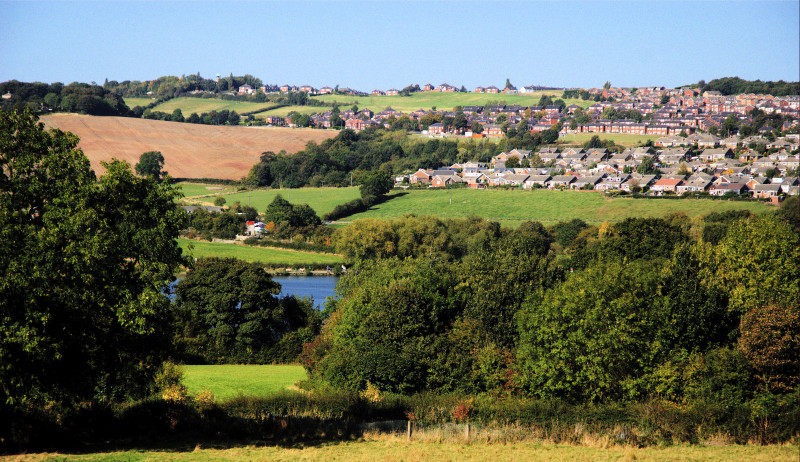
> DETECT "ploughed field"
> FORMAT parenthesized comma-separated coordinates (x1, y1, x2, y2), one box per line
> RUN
(40, 114, 336, 180)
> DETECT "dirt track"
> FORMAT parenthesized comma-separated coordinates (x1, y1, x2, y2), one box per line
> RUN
(41, 114, 336, 180)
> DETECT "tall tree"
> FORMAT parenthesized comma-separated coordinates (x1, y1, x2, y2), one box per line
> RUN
(0, 110, 187, 406)
(135, 150, 166, 180)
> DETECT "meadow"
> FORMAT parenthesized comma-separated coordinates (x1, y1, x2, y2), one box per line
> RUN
(557, 132, 659, 147)
(181, 365, 307, 400)
(255, 105, 324, 118)
(178, 238, 343, 266)
(344, 189, 773, 226)
(177, 182, 239, 198)
(310, 90, 593, 113)
(15, 441, 797, 461)
(146, 96, 279, 115)
(185, 186, 362, 215)
(122, 97, 157, 108)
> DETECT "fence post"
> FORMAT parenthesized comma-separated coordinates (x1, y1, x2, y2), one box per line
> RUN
(407, 420, 413, 441)
(465, 422, 470, 440)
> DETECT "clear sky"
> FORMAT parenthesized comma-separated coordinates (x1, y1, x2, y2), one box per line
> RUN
(1, 1, 797, 90)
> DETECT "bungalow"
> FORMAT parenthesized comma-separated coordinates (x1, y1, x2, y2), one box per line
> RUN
(676, 176, 713, 195)
(698, 148, 733, 162)
(709, 183, 749, 196)
(431, 174, 463, 188)
(650, 178, 684, 194)
(751, 184, 782, 199)
(571, 175, 605, 190)
(548, 175, 577, 189)
(524, 175, 552, 189)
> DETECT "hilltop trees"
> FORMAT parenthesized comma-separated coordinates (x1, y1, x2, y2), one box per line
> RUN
(0, 110, 187, 406)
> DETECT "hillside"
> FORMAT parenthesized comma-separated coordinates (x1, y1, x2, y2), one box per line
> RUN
(40, 114, 336, 179)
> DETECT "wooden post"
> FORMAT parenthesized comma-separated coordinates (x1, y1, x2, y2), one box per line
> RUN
(465, 422, 470, 440)
(407, 420, 413, 440)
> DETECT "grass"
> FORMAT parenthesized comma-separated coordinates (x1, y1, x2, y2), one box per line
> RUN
(558, 132, 659, 147)
(255, 105, 325, 118)
(123, 97, 157, 108)
(310, 90, 593, 113)
(15, 441, 799, 461)
(149, 97, 279, 115)
(178, 238, 343, 266)
(177, 182, 239, 198)
(345, 189, 773, 226)
(187, 187, 362, 215)
(181, 365, 307, 401)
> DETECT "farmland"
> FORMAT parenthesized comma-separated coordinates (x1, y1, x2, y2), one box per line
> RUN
(254, 105, 324, 118)
(344, 189, 773, 226)
(557, 132, 659, 147)
(181, 365, 307, 400)
(41, 114, 336, 179)
(183, 186, 362, 215)
(177, 182, 239, 198)
(14, 441, 797, 461)
(122, 97, 157, 108)
(178, 238, 343, 266)
(144, 96, 280, 115)
(310, 90, 592, 113)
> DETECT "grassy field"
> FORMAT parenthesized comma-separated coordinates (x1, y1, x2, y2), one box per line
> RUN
(15, 441, 798, 461)
(123, 97, 157, 108)
(177, 182, 239, 198)
(148, 97, 279, 115)
(558, 132, 659, 147)
(255, 105, 325, 118)
(310, 90, 592, 113)
(179, 238, 343, 266)
(181, 365, 307, 401)
(187, 187, 362, 215)
(345, 189, 773, 226)
(41, 114, 336, 180)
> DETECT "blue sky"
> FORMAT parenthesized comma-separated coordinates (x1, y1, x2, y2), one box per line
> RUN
(1, 1, 797, 90)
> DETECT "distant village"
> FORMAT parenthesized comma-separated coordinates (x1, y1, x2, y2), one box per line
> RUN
(242, 83, 799, 200)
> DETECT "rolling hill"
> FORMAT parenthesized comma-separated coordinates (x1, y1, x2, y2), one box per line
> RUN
(40, 114, 336, 180)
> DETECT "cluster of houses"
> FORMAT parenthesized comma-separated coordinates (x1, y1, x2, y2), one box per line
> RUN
(253, 84, 798, 141)
(400, 142, 800, 201)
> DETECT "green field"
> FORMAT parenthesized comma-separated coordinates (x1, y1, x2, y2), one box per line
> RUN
(346, 189, 773, 226)
(16, 441, 797, 461)
(558, 132, 659, 147)
(177, 182, 239, 198)
(255, 105, 324, 118)
(123, 97, 157, 108)
(179, 238, 343, 266)
(181, 365, 307, 401)
(310, 90, 592, 113)
(149, 97, 279, 115)
(189, 187, 362, 215)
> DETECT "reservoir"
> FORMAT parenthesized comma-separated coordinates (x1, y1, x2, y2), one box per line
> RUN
(273, 276, 339, 309)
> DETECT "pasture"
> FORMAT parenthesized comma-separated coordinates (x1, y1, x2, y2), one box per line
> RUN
(255, 105, 324, 118)
(345, 189, 773, 226)
(177, 182, 239, 198)
(41, 114, 336, 180)
(178, 238, 344, 266)
(122, 97, 157, 108)
(186, 186, 362, 215)
(181, 365, 307, 401)
(148, 96, 279, 115)
(15, 441, 797, 461)
(310, 90, 592, 113)
(558, 132, 659, 147)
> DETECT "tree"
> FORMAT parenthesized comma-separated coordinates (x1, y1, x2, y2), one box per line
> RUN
(135, 150, 166, 180)
(603, 81, 611, 90)
(505, 157, 520, 168)
(175, 258, 314, 363)
(0, 110, 187, 406)
(637, 155, 660, 175)
(471, 121, 484, 134)
(360, 170, 392, 199)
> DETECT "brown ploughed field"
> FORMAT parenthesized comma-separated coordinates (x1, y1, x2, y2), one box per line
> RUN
(41, 114, 336, 179)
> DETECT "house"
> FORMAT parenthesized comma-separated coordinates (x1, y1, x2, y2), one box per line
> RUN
(572, 175, 605, 190)
(709, 183, 749, 196)
(698, 148, 733, 162)
(676, 176, 713, 194)
(751, 184, 782, 199)
(238, 84, 254, 95)
(431, 174, 463, 188)
(264, 115, 285, 126)
(409, 169, 433, 184)
(650, 178, 684, 194)
(548, 175, 577, 189)
(524, 175, 552, 189)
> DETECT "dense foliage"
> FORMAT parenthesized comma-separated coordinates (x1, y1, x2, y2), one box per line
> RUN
(698, 77, 799, 97)
(0, 80, 130, 116)
(0, 110, 187, 406)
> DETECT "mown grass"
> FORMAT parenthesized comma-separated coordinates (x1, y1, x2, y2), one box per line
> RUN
(345, 189, 773, 226)
(178, 238, 343, 265)
(16, 441, 799, 461)
(149, 97, 278, 115)
(188, 187, 362, 215)
(558, 132, 659, 147)
(176, 182, 239, 198)
(123, 97, 157, 108)
(310, 90, 592, 113)
(255, 105, 324, 118)
(181, 365, 307, 401)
